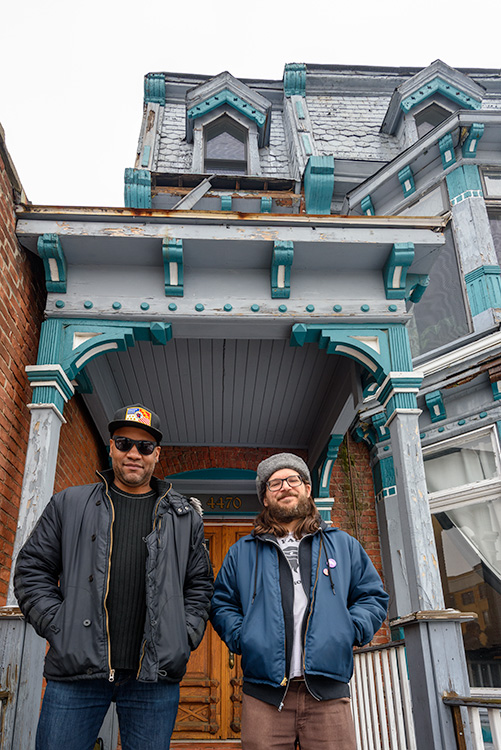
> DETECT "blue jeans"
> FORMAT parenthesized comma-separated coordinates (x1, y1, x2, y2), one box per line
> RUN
(36, 673, 180, 750)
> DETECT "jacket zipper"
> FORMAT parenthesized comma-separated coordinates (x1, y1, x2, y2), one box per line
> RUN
(302, 536, 322, 691)
(98, 472, 116, 683)
(136, 485, 170, 679)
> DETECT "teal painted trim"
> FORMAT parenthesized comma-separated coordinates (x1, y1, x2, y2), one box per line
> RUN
(372, 456, 395, 496)
(406, 273, 430, 304)
(314, 434, 344, 498)
(260, 196, 272, 213)
(378, 374, 423, 406)
(124, 168, 151, 209)
(284, 63, 306, 97)
(492, 382, 501, 401)
(304, 155, 335, 215)
(315, 500, 333, 523)
(388, 325, 413, 371)
(162, 238, 184, 297)
(301, 134, 313, 156)
(290, 323, 392, 384)
(465, 265, 501, 316)
(27, 366, 74, 401)
(383, 243, 415, 300)
(74, 368, 93, 395)
(144, 73, 166, 105)
(496, 422, 501, 443)
(397, 166, 415, 198)
(141, 145, 151, 168)
(361, 195, 375, 216)
(400, 76, 482, 113)
(295, 99, 306, 119)
(37, 234, 67, 293)
(37, 319, 172, 385)
(271, 240, 294, 299)
(371, 411, 390, 443)
(187, 88, 266, 128)
(438, 133, 456, 170)
(462, 123, 484, 159)
(221, 195, 233, 211)
(446, 164, 483, 203)
(31, 385, 65, 413)
(165, 467, 257, 480)
(425, 390, 446, 422)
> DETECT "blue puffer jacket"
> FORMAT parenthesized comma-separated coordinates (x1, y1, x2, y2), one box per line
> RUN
(210, 524, 388, 691)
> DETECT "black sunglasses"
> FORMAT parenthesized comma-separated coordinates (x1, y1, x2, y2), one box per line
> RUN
(111, 436, 158, 456)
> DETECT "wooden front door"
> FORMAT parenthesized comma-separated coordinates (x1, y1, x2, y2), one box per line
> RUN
(172, 522, 253, 742)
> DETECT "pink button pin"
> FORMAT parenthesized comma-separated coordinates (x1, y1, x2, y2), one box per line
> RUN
(328, 558, 336, 568)
(323, 568, 329, 576)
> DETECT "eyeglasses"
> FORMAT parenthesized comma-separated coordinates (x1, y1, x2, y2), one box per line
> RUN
(112, 436, 157, 456)
(266, 475, 304, 492)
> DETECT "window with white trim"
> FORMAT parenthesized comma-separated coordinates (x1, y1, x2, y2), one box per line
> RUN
(424, 426, 501, 688)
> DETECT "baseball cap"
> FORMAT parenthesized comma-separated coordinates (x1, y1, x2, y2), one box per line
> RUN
(108, 404, 162, 443)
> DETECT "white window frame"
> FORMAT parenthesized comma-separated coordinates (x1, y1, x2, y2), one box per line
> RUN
(424, 425, 501, 513)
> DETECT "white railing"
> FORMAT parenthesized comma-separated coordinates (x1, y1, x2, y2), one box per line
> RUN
(350, 641, 416, 750)
(443, 692, 501, 749)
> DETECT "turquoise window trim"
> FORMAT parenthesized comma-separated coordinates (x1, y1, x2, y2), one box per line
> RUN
(465, 265, 501, 316)
(425, 390, 446, 422)
(304, 155, 335, 215)
(361, 195, 375, 216)
(37, 234, 67, 293)
(187, 89, 266, 129)
(445, 164, 483, 203)
(383, 243, 415, 300)
(162, 239, 184, 297)
(271, 240, 294, 299)
(165, 467, 257, 481)
(260, 196, 272, 213)
(400, 77, 481, 113)
(397, 166, 415, 198)
(462, 123, 484, 159)
(313, 434, 344, 498)
(144, 73, 166, 105)
(284, 63, 306, 97)
(124, 168, 152, 209)
(438, 133, 456, 170)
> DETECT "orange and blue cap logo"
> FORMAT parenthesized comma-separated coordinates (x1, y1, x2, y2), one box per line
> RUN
(125, 407, 152, 426)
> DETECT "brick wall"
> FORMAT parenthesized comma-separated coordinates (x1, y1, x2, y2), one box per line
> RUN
(54, 394, 109, 493)
(0, 145, 46, 603)
(157, 445, 307, 477)
(330, 432, 390, 644)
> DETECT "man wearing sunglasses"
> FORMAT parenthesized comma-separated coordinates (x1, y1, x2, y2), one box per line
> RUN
(210, 452, 388, 750)
(14, 404, 213, 750)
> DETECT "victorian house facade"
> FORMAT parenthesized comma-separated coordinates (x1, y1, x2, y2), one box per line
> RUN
(2, 59, 501, 749)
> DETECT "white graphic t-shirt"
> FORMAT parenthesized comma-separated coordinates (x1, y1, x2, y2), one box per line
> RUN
(277, 534, 309, 678)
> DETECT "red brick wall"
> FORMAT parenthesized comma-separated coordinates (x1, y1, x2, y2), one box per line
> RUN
(157, 445, 307, 477)
(54, 394, 109, 493)
(0, 149, 45, 603)
(330, 432, 390, 644)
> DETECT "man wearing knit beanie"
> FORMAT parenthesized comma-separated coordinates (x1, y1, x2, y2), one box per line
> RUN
(211, 452, 388, 750)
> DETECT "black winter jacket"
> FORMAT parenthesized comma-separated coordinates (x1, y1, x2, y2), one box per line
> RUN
(14, 470, 214, 683)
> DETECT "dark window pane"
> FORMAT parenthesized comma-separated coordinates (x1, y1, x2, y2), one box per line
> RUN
(408, 226, 470, 357)
(204, 115, 248, 175)
(206, 131, 245, 161)
(415, 103, 453, 138)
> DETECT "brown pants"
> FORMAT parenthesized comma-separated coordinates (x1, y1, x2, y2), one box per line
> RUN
(241, 681, 357, 750)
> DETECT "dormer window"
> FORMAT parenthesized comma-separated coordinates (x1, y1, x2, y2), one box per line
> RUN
(414, 102, 454, 138)
(204, 116, 247, 175)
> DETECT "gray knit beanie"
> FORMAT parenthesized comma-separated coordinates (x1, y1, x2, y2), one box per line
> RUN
(255, 453, 312, 503)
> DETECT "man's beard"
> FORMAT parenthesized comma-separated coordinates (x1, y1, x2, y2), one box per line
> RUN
(270, 495, 312, 523)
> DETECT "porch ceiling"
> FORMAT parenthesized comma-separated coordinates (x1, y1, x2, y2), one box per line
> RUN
(83, 337, 359, 465)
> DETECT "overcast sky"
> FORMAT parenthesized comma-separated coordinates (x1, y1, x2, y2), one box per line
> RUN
(1, 0, 500, 207)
